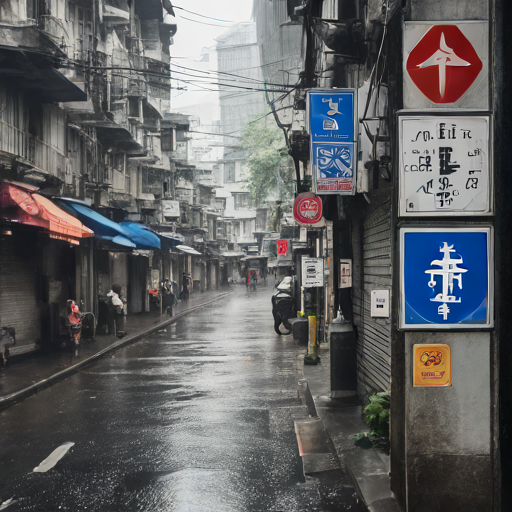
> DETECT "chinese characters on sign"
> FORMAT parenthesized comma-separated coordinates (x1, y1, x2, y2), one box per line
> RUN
(399, 116, 491, 216)
(403, 22, 489, 109)
(307, 90, 357, 195)
(413, 344, 452, 387)
(400, 227, 493, 329)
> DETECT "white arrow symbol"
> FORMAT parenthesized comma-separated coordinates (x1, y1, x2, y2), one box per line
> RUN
(418, 32, 470, 98)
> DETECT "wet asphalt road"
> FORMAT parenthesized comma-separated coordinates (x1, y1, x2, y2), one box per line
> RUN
(0, 285, 364, 511)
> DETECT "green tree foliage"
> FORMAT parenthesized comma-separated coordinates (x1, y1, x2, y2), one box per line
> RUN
(240, 118, 295, 207)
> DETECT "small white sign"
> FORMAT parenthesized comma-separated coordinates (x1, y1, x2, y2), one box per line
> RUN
(162, 200, 180, 218)
(399, 115, 492, 216)
(339, 259, 352, 288)
(302, 257, 324, 287)
(371, 290, 390, 318)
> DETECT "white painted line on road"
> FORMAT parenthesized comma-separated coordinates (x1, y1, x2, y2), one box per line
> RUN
(0, 498, 17, 510)
(33, 442, 75, 473)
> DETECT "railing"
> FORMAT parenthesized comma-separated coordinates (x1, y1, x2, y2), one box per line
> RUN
(0, 120, 66, 180)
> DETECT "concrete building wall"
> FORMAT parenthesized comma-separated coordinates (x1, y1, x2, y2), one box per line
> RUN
(399, 1, 495, 510)
(408, 0, 489, 20)
(405, 332, 492, 511)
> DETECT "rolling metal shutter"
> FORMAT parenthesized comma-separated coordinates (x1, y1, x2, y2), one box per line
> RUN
(0, 235, 41, 348)
(356, 194, 393, 398)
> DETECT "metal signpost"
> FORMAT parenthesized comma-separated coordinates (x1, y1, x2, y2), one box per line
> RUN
(307, 89, 357, 195)
(398, 114, 492, 216)
(399, 227, 493, 329)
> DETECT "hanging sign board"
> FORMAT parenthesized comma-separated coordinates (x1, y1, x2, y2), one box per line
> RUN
(398, 115, 492, 216)
(403, 21, 489, 109)
(400, 227, 493, 329)
(307, 89, 357, 195)
(294, 192, 323, 225)
(162, 200, 181, 218)
(302, 257, 324, 287)
(277, 239, 289, 256)
(413, 344, 452, 387)
(339, 259, 352, 288)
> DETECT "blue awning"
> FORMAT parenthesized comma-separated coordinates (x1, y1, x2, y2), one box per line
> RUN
(157, 232, 183, 250)
(119, 222, 161, 250)
(53, 199, 161, 249)
(54, 199, 136, 249)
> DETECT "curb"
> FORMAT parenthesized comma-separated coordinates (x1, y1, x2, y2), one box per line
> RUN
(0, 292, 233, 412)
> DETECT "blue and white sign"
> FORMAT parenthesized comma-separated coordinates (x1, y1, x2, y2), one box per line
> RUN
(308, 89, 357, 195)
(400, 227, 493, 329)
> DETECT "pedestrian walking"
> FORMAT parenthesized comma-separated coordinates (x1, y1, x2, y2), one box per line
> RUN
(180, 273, 190, 301)
(0, 324, 15, 368)
(107, 284, 126, 338)
(67, 300, 82, 359)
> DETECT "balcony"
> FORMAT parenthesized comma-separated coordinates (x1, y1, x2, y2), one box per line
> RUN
(103, 0, 130, 23)
(0, 120, 65, 181)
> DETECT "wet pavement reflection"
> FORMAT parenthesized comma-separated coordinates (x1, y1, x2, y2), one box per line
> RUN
(0, 285, 364, 511)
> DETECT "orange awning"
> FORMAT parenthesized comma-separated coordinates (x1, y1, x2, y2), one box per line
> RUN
(0, 182, 94, 244)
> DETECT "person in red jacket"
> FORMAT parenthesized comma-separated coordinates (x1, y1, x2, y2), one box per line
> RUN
(67, 300, 82, 358)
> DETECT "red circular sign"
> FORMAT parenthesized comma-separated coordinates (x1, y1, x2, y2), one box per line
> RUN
(406, 25, 483, 104)
(294, 193, 322, 225)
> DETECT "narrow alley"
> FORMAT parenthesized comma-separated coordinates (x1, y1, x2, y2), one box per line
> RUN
(0, 286, 366, 512)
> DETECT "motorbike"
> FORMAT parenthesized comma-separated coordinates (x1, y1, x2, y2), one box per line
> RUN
(272, 277, 295, 335)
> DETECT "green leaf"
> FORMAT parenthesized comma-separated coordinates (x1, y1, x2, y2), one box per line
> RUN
(239, 116, 295, 207)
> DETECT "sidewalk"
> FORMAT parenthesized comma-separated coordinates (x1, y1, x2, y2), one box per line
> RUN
(0, 288, 233, 412)
(298, 342, 400, 512)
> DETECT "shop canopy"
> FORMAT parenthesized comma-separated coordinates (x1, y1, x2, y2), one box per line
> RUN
(175, 245, 202, 256)
(54, 199, 161, 250)
(54, 198, 136, 248)
(119, 222, 161, 250)
(0, 182, 94, 244)
(157, 232, 183, 251)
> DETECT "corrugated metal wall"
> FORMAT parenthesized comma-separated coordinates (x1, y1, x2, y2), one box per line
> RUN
(353, 194, 393, 399)
(0, 234, 41, 347)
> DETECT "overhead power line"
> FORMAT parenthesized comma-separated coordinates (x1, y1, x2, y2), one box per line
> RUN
(172, 6, 234, 23)
(178, 14, 234, 28)
(170, 67, 294, 91)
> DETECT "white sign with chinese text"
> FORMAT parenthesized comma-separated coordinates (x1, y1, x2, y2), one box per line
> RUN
(399, 115, 492, 216)
(302, 257, 324, 287)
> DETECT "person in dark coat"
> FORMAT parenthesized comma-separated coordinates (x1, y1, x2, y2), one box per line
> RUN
(181, 273, 190, 301)
(0, 325, 15, 368)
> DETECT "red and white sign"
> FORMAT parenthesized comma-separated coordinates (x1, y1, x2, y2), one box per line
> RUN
(277, 239, 289, 256)
(294, 193, 323, 225)
(403, 22, 488, 109)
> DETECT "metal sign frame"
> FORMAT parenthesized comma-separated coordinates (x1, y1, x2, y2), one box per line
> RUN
(398, 112, 493, 217)
(399, 226, 494, 330)
(307, 89, 357, 195)
(403, 21, 489, 110)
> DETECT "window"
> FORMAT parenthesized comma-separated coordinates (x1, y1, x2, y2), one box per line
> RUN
(161, 129, 174, 152)
(224, 163, 236, 183)
(234, 193, 250, 210)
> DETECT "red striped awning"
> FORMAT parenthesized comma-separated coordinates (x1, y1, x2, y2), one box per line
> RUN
(0, 182, 94, 244)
